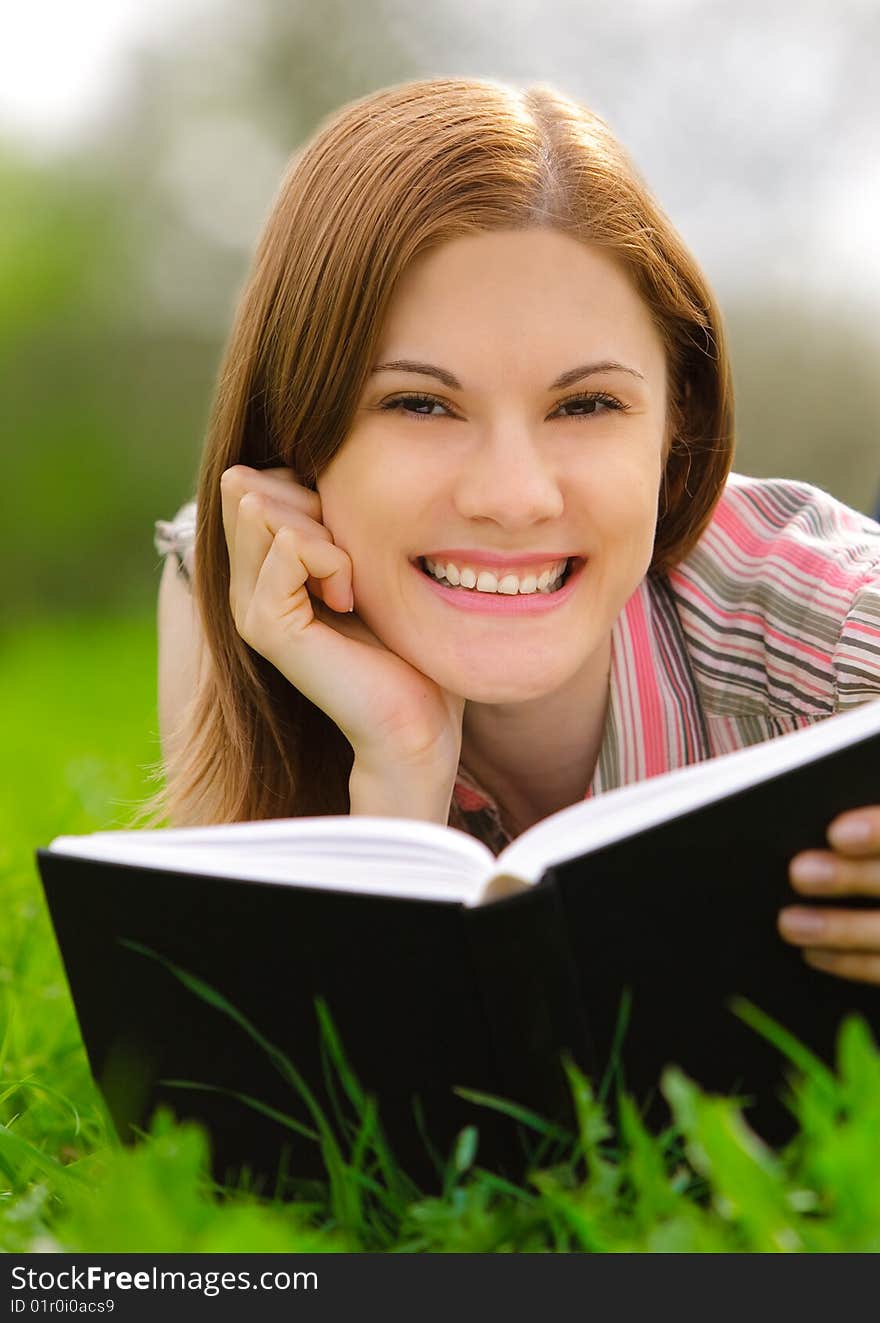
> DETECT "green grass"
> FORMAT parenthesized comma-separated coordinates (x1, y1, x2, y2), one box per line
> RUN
(4, 612, 880, 1252)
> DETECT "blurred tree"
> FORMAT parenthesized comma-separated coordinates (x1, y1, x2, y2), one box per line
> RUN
(4, 0, 414, 622)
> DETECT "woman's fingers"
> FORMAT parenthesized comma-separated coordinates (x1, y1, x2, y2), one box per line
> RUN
(789, 851, 880, 897)
(215, 466, 463, 773)
(231, 493, 349, 630)
(802, 949, 880, 985)
(243, 528, 401, 749)
(826, 807, 880, 857)
(221, 473, 399, 752)
(221, 464, 322, 565)
(251, 524, 352, 627)
(782, 822, 880, 984)
(229, 490, 336, 616)
(778, 904, 880, 950)
(229, 492, 273, 627)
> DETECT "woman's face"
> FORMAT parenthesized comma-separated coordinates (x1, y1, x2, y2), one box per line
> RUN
(317, 227, 669, 704)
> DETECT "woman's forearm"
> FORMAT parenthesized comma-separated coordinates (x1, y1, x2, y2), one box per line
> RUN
(348, 756, 456, 825)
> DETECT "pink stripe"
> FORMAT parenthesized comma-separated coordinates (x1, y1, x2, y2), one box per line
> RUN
(678, 533, 850, 606)
(653, 616, 699, 764)
(680, 619, 830, 700)
(616, 598, 642, 782)
(843, 619, 880, 639)
(733, 482, 822, 533)
(622, 587, 667, 778)
(453, 780, 490, 812)
(713, 502, 872, 592)
(736, 482, 868, 543)
(676, 579, 834, 667)
(700, 530, 855, 602)
(613, 615, 637, 782)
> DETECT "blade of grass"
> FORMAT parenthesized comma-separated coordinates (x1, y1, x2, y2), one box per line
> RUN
(453, 1086, 572, 1142)
(597, 987, 632, 1106)
(470, 1167, 538, 1202)
(118, 939, 358, 1225)
(0, 1123, 88, 1188)
(0, 1078, 82, 1135)
(157, 1079, 320, 1142)
(314, 997, 419, 1206)
(729, 997, 838, 1099)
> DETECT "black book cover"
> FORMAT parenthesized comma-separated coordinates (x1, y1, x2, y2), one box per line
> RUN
(35, 852, 573, 1190)
(549, 723, 880, 1146)
(34, 717, 880, 1191)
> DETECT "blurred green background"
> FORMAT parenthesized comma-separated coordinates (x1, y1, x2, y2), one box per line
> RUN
(5, 0, 880, 625)
(1, 0, 879, 1250)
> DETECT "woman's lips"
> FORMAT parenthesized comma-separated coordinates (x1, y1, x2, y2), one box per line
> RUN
(412, 556, 586, 615)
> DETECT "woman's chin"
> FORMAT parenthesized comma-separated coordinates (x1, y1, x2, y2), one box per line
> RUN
(371, 626, 581, 705)
(420, 661, 574, 706)
(461, 679, 565, 705)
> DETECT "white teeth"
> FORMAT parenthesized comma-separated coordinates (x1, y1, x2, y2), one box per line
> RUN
(421, 556, 571, 595)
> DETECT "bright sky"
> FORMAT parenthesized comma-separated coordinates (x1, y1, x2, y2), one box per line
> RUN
(0, 0, 192, 143)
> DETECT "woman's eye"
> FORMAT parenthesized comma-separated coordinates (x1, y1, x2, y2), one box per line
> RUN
(380, 394, 449, 419)
(379, 391, 625, 421)
(554, 393, 623, 418)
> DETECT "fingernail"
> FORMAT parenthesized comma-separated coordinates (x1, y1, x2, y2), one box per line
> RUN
(347, 589, 354, 613)
(779, 907, 826, 938)
(829, 816, 871, 847)
(790, 855, 836, 888)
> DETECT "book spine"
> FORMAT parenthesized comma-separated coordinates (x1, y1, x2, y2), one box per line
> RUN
(464, 875, 595, 1138)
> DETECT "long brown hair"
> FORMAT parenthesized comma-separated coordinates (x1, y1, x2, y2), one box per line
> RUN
(135, 76, 734, 829)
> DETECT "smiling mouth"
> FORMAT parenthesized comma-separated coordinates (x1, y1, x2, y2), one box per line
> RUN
(416, 556, 581, 595)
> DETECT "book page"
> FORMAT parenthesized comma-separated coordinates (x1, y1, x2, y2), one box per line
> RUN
(48, 815, 496, 904)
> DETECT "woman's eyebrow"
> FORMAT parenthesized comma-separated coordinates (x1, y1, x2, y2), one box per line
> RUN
(551, 360, 646, 388)
(369, 359, 645, 390)
(370, 359, 462, 388)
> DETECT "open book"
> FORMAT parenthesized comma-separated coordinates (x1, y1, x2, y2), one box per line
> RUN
(46, 698, 880, 900)
(36, 701, 880, 1188)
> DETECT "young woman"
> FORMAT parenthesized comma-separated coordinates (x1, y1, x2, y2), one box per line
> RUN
(152, 76, 880, 985)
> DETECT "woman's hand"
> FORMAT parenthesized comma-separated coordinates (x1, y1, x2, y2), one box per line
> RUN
(220, 464, 465, 795)
(779, 807, 880, 984)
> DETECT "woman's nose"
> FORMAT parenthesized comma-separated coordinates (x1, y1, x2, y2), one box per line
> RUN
(452, 422, 564, 527)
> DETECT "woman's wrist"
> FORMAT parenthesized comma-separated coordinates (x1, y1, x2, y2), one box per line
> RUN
(348, 755, 458, 825)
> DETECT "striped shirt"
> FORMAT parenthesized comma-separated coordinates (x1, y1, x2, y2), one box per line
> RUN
(155, 473, 880, 854)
